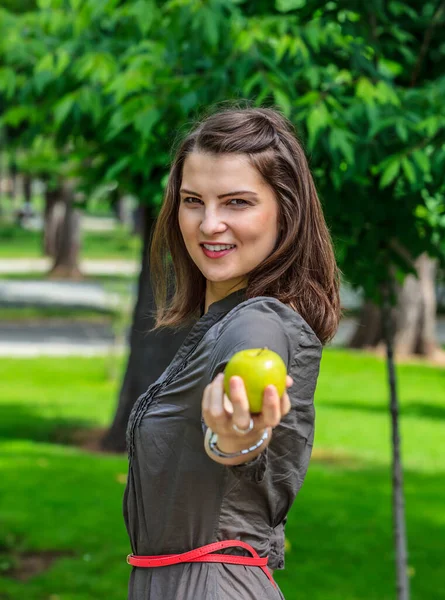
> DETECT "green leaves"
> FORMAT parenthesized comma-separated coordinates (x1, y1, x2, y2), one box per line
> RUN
(329, 128, 354, 165)
(275, 0, 306, 12)
(307, 103, 330, 148)
(1, 0, 444, 294)
(273, 89, 292, 117)
(1, 106, 37, 127)
(75, 52, 117, 85)
(412, 150, 430, 175)
(54, 94, 77, 127)
(355, 78, 400, 107)
(133, 107, 160, 140)
(401, 157, 416, 185)
(104, 157, 132, 182)
(0, 67, 16, 98)
(379, 159, 400, 189)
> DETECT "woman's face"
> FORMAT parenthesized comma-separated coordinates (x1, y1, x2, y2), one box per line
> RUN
(178, 152, 280, 296)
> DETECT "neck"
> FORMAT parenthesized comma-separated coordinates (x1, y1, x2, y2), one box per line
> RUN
(203, 280, 246, 315)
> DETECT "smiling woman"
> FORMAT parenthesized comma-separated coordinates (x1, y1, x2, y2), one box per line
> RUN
(148, 107, 340, 343)
(123, 105, 342, 600)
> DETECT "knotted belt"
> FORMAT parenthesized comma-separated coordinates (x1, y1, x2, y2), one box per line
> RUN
(126, 540, 276, 588)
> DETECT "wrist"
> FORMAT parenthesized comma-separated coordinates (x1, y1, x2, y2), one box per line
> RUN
(216, 428, 269, 454)
(204, 427, 272, 466)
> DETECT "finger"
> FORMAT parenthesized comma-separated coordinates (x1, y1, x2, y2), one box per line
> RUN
(223, 393, 234, 416)
(209, 373, 229, 427)
(250, 412, 267, 430)
(262, 384, 281, 428)
(229, 376, 252, 432)
(286, 375, 293, 388)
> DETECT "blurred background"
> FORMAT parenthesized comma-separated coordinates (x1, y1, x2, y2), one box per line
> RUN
(0, 1, 444, 599)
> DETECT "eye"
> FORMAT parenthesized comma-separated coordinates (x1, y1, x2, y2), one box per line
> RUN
(228, 198, 249, 206)
(182, 197, 249, 206)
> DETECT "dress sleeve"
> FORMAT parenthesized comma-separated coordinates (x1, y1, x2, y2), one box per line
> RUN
(202, 302, 291, 480)
(207, 304, 291, 383)
(203, 300, 322, 504)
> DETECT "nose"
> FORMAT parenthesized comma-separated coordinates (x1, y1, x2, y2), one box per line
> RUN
(199, 209, 228, 237)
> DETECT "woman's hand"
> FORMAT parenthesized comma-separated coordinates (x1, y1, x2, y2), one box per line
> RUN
(202, 372, 294, 442)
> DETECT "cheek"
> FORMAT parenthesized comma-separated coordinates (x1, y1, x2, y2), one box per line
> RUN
(178, 209, 191, 239)
(239, 211, 278, 242)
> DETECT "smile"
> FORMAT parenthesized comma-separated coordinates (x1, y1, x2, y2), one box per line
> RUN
(200, 245, 237, 259)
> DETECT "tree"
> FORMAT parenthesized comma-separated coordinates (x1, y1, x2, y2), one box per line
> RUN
(0, 8, 85, 277)
(2, 2, 445, 597)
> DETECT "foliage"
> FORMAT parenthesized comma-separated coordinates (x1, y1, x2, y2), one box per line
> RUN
(0, 0, 444, 299)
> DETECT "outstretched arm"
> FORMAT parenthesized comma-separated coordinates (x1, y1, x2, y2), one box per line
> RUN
(202, 372, 293, 466)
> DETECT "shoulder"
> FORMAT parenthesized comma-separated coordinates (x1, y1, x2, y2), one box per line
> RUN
(215, 296, 321, 350)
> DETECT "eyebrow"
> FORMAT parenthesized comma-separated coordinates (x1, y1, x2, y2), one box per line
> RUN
(180, 189, 258, 199)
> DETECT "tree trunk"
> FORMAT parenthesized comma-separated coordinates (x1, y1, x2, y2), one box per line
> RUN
(394, 253, 438, 357)
(9, 159, 18, 203)
(23, 175, 32, 207)
(132, 203, 145, 237)
(48, 183, 82, 279)
(43, 186, 62, 257)
(100, 204, 193, 453)
(114, 195, 133, 228)
(381, 280, 410, 600)
(348, 300, 384, 348)
(348, 253, 441, 359)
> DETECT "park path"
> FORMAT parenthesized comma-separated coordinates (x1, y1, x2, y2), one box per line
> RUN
(0, 258, 135, 355)
(0, 320, 124, 357)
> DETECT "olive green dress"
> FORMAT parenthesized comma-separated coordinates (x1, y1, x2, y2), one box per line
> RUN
(124, 289, 322, 599)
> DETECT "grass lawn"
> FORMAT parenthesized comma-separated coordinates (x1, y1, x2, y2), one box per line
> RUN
(0, 350, 443, 599)
(0, 223, 141, 261)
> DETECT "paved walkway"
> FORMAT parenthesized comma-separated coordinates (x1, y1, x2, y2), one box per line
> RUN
(0, 320, 125, 357)
(0, 279, 124, 311)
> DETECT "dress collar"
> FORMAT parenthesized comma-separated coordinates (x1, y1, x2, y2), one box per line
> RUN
(202, 288, 247, 317)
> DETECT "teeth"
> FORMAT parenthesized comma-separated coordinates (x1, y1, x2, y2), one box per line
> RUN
(203, 244, 235, 251)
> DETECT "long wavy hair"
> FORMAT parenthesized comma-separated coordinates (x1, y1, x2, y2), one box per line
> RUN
(148, 105, 342, 345)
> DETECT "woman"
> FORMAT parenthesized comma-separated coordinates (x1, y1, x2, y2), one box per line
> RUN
(124, 106, 341, 599)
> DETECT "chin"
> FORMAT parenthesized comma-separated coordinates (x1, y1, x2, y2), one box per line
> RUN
(200, 266, 238, 280)
(203, 273, 237, 283)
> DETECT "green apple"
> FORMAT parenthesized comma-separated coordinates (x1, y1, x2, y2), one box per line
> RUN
(223, 347, 287, 414)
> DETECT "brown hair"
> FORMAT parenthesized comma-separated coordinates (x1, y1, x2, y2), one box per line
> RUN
(148, 105, 342, 345)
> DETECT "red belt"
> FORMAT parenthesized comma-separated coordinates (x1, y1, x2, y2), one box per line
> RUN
(126, 540, 276, 588)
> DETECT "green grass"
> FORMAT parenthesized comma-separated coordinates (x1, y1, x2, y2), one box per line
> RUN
(0, 272, 135, 283)
(0, 350, 444, 599)
(276, 349, 445, 599)
(0, 307, 118, 322)
(0, 223, 141, 260)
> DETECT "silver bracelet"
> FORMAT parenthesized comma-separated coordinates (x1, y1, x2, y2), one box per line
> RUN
(208, 428, 269, 459)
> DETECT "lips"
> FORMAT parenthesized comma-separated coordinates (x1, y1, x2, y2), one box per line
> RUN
(201, 245, 237, 259)
(200, 244, 236, 249)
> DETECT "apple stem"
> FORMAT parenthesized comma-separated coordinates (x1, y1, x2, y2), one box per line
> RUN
(256, 347, 268, 356)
